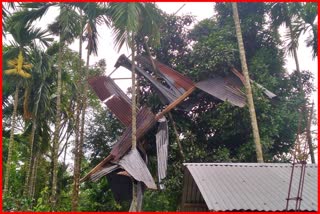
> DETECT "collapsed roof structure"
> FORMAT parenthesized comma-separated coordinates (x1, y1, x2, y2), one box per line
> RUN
(81, 54, 276, 204)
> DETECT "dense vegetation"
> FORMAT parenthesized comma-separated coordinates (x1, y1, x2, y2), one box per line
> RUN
(2, 2, 317, 211)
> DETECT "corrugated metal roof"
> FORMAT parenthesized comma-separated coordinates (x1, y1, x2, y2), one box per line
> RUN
(115, 54, 181, 105)
(136, 55, 194, 92)
(182, 163, 318, 211)
(110, 106, 156, 161)
(90, 164, 119, 182)
(156, 117, 169, 189)
(196, 76, 247, 107)
(82, 106, 156, 182)
(135, 55, 250, 108)
(88, 76, 133, 126)
(89, 149, 156, 201)
(118, 148, 157, 189)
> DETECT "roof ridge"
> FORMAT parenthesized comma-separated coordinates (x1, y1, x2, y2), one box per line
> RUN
(183, 162, 318, 168)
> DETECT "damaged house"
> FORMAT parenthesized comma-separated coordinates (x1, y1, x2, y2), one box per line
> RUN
(80, 54, 276, 207)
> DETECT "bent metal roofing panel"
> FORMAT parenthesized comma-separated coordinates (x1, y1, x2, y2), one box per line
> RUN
(183, 163, 317, 211)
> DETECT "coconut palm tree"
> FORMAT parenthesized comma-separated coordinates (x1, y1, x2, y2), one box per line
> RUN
(47, 5, 81, 208)
(3, 13, 53, 196)
(269, 3, 303, 72)
(13, 3, 106, 208)
(23, 48, 52, 200)
(108, 3, 162, 210)
(70, 3, 109, 210)
(269, 2, 316, 163)
(232, 3, 264, 163)
(9, 3, 81, 206)
(2, 3, 18, 37)
(294, 3, 317, 58)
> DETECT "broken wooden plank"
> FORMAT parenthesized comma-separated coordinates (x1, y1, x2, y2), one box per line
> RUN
(156, 86, 196, 120)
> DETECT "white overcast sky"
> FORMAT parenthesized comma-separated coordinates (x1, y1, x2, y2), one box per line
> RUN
(4, 2, 317, 100)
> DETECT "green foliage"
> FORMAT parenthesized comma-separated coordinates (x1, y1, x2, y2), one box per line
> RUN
(153, 14, 194, 66)
(34, 187, 51, 211)
(189, 20, 238, 80)
(79, 178, 128, 211)
(2, 2, 316, 212)
(3, 193, 33, 211)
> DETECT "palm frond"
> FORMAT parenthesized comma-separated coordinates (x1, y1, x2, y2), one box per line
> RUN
(18, 3, 57, 24)
(5, 11, 53, 48)
(48, 5, 82, 44)
(284, 29, 299, 57)
(108, 3, 163, 51)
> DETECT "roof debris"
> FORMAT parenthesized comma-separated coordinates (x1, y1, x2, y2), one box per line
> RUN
(156, 117, 169, 189)
(88, 76, 133, 126)
(83, 54, 277, 205)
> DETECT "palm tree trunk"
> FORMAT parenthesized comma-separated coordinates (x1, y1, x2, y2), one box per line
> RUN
(3, 84, 19, 195)
(23, 86, 31, 120)
(24, 116, 37, 198)
(232, 3, 263, 163)
(287, 11, 315, 162)
(131, 34, 137, 150)
(72, 40, 90, 210)
(26, 116, 37, 197)
(130, 33, 139, 212)
(168, 113, 185, 161)
(72, 11, 83, 210)
(306, 103, 315, 163)
(30, 151, 39, 199)
(51, 38, 63, 209)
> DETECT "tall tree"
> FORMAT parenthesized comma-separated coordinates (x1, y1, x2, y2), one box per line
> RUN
(3, 13, 52, 196)
(71, 3, 108, 210)
(71, 7, 84, 212)
(296, 3, 318, 58)
(269, 2, 316, 163)
(23, 48, 52, 200)
(48, 5, 81, 208)
(108, 2, 162, 211)
(232, 3, 263, 163)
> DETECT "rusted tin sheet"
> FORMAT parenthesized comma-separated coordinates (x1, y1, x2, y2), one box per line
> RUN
(84, 107, 155, 182)
(118, 148, 157, 189)
(136, 55, 195, 91)
(110, 106, 156, 161)
(88, 76, 133, 126)
(156, 117, 168, 189)
(115, 54, 180, 105)
(196, 76, 247, 107)
(135, 55, 186, 96)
